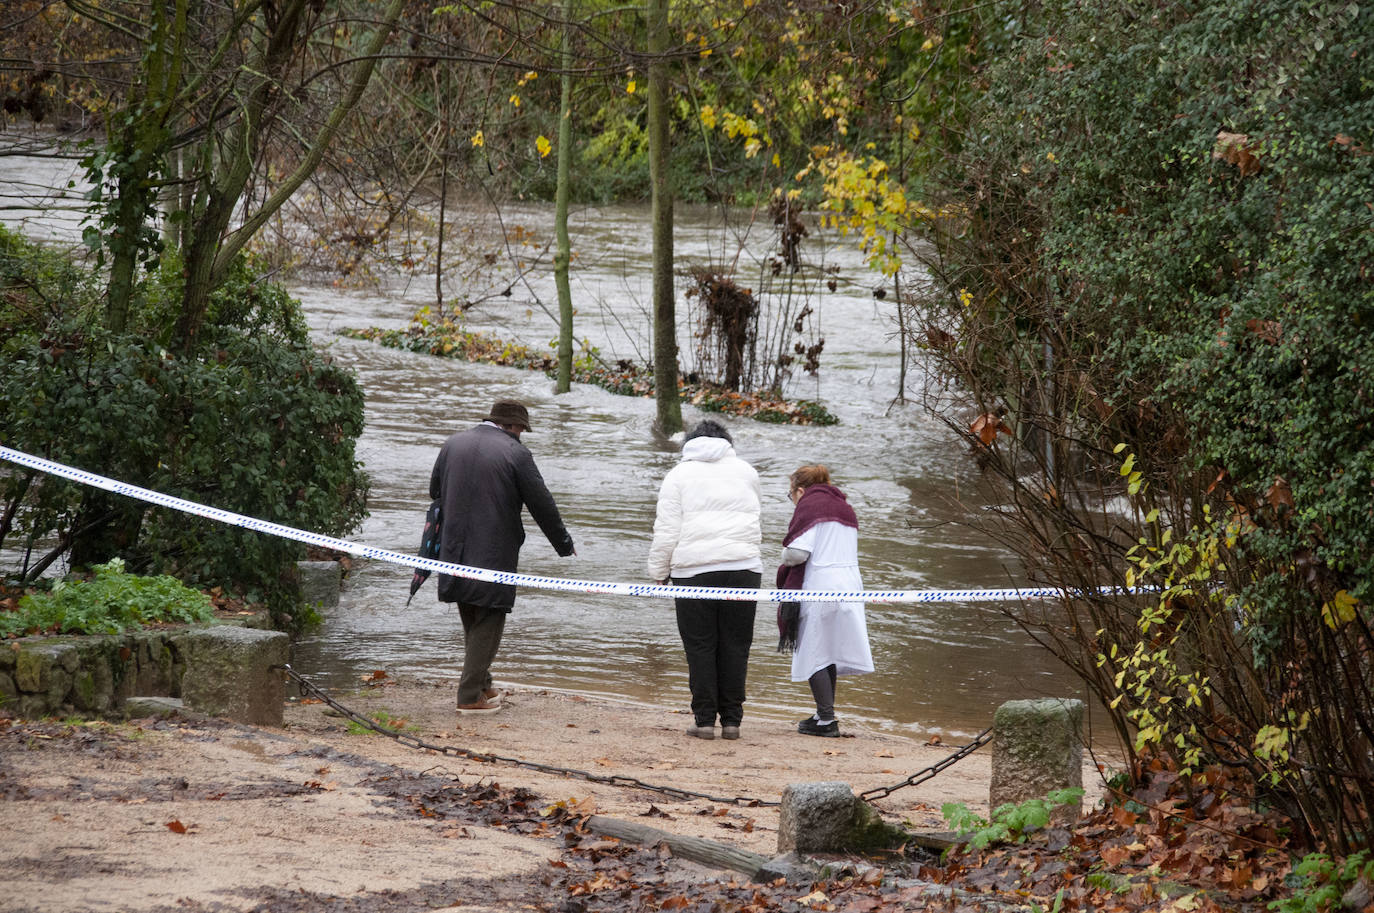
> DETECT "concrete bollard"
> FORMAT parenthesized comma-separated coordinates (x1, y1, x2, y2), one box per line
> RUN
(173, 627, 289, 726)
(777, 781, 909, 854)
(297, 559, 343, 609)
(990, 698, 1084, 822)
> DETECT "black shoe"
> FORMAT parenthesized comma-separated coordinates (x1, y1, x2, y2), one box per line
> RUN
(798, 716, 840, 738)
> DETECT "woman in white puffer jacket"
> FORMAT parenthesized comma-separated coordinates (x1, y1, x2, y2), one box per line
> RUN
(648, 420, 762, 742)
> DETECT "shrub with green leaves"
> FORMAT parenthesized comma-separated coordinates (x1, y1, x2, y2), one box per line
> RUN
(0, 230, 368, 629)
(942, 788, 1085, 851)
(915, 0, 1373, 850)
(1, 558, 214, 637)
(1271, 851, 1374, 913)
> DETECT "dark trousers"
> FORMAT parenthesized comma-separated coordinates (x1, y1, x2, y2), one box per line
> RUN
(672, 569, 760, 727)
(457, 602, 507, 705)
(808, 664, 838, 721)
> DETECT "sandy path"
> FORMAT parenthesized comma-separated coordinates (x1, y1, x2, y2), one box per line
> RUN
(0, 677, 1107, 912)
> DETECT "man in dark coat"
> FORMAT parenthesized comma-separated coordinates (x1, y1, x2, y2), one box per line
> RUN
(429, 400, 575, 713)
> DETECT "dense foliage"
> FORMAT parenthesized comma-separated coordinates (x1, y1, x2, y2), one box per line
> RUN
(914, 0, 1374, 850)
(0, 227, 369, 628)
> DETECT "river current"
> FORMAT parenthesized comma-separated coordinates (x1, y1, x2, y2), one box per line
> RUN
(1, 147, 1091, 740)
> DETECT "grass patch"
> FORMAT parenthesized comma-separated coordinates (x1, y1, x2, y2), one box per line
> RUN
(346, 710, 418, 735)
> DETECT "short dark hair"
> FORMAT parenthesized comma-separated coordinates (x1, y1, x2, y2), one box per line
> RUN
(684, 419, 732, 445)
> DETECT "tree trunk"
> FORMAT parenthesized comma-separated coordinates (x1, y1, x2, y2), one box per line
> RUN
(103, 157, 149, 333)
(102, 0, 186, 333)
(554, 0, 574, 394)
(172, 0, 405, 352)
(647, 0, 681, 434)
(584, 816, 769, 879)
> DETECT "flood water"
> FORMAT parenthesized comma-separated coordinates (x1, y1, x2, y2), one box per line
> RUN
(1, 145, 1093, 741)
(284, 201, 1097, 742)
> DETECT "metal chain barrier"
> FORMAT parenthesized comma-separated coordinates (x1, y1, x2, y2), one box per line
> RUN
(276, 664, 780, 807)
(858, 728, 994, 802)
(276, 664, 992, 810)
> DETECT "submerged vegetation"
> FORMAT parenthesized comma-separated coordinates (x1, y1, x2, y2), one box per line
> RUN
(339, 316, 839, 425)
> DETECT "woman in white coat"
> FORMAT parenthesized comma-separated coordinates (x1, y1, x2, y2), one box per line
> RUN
(648, 420, 763, 741)
(776, 465, 873, 737)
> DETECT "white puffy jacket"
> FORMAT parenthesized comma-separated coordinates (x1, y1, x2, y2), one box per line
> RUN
(647, 436, 763, 580)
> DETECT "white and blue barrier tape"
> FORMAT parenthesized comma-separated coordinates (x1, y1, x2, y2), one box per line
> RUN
(0, 444, 1138, 604)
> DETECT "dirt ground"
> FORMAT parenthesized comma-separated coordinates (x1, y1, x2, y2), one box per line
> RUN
(0, 675, 1106, 913)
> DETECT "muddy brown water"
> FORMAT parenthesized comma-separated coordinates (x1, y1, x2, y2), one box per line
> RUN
(0, 148, 1095, 742)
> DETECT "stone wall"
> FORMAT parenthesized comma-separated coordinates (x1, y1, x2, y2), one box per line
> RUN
(0, 624, 288, 724)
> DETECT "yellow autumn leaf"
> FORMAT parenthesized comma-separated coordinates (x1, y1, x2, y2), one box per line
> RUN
(1322, 590, 1360, 629)
(470, 130, 484, 148)
(536, 135, 551, 158)
(626, 79, 636, 95)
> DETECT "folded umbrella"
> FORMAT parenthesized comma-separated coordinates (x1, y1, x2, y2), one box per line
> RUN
(406, 498, 442, 606)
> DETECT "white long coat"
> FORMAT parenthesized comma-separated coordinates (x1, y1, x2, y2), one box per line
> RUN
(788, 520, 875, 681)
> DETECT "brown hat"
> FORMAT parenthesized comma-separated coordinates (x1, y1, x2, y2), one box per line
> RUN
(485, 399, 532, 431)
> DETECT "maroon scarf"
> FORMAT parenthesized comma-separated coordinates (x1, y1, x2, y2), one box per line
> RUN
(776, 484, 858, 591)
(775, 484, 857, 652)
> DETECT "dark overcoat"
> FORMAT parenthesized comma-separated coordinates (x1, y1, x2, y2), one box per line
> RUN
(428, 423, 575, 611)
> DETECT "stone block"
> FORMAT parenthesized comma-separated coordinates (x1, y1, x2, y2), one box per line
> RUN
(67, 638, 121, 713)
(755, 852, 819, 885)
(777, 781, 908, 854)
(124, 696, 186, 719)
(15, 693, 49, 719)
(15, 641, 78, 693)
(990, 698, 1084, 821)
(174, 626, 289, 726)
(130, 634, 178, 696)
(71, 660, 115, 713)
(297, 560, 342, 609)
(45, 665, 74, 710)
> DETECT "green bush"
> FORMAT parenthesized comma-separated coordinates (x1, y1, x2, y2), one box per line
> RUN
(1, 558, 214, 637)
(1270, 851, 1374, 913)
(0, 230, 369, 629)
(942, 788, 1085, 851)
(916, 0, 1374, 850)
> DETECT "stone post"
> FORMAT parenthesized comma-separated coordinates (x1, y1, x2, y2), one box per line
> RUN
(297, 559, 343, 609)
(990, 698, 1084, 821)
(174, 627, 289, 726)
(776, 781, 908, 854)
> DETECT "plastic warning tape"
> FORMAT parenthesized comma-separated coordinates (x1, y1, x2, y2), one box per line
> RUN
(0, 444, 1133, 604)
